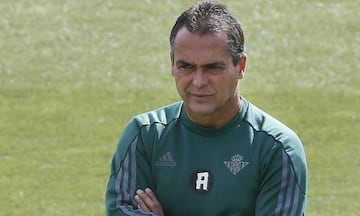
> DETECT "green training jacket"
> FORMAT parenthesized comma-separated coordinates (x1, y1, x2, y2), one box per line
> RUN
(105, 97, 307, 216)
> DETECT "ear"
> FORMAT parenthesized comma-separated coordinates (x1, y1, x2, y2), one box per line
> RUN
(170, 51, 174, 65)
(171, 65, 176, 77)
(170, 52, 176, 77)
(238, 53, 247, 79)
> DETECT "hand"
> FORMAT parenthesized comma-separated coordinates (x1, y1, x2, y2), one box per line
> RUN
(135, 188, 164, 216)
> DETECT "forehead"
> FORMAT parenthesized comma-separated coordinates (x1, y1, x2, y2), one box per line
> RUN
(173, 28, 231, 63)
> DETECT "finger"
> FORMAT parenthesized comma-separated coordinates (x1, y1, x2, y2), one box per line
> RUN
(136, 188, 163, 215)
(135, 190, 150, 212)
(144, 188, 159, 204)
(144, 188, 164, 216)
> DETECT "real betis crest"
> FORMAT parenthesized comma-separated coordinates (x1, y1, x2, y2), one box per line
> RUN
(224, 154, 250, 175)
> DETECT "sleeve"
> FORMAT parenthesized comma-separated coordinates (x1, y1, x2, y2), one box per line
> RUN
(105, 119, 157, 216)
(255, 138, 308, 216)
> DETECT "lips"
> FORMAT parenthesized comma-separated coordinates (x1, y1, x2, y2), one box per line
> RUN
(191, 91, 210, 95)
(194, 93, 208, 97)
(190, 93, 213, 99)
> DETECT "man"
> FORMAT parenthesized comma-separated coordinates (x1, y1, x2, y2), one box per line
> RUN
(105, 1, 307, 215)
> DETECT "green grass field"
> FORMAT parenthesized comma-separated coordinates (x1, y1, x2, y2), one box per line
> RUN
(0, 0, 359, 215)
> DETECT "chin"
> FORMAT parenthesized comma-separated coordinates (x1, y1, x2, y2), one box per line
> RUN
(187, 104, 216, 116)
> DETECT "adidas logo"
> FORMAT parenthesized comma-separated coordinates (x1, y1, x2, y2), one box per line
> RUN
(155, 152, 176, 167)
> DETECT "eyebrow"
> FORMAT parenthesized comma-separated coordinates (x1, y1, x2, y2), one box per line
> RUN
(175, 60, 194, 67)
(202, 62, 226, 68)
(175, 60, 225, 68)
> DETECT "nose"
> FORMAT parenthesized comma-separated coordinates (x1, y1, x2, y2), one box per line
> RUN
(192, 69, 207, 88)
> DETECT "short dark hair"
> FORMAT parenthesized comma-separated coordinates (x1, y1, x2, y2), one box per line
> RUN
(169, 1, 245, 65)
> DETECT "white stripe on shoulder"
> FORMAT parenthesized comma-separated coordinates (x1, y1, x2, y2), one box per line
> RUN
(115, 136, 138, 209)
(275, 150, 301, 216)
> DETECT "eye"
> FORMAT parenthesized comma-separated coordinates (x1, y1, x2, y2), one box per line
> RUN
(206, 64, 224, 73)
(177, 63, 195, 71)
(210, 65, 222, 70)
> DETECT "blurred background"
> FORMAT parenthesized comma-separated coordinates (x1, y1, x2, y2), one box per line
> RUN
(0, 0, 359, 215)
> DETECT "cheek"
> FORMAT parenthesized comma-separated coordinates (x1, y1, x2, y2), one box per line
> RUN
(216, 76, 238, 94)
(174, 75, 190, 87)
(174, 76, 188, 94)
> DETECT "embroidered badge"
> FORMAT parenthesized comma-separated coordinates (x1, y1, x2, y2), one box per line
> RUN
(224, 154, 250, 175)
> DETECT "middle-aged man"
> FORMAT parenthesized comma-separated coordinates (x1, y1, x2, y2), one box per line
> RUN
(105, 1, 308, 215)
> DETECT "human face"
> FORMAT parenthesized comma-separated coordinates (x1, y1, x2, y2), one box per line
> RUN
(171, 28, 247, 126)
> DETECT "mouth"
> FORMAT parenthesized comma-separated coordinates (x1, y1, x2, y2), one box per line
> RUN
(190, 93, 213, 99)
